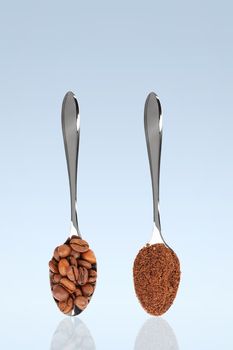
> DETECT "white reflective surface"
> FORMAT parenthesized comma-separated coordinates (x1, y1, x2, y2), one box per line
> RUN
(51, 318, 95, 350)
(135, 318, 178, 350)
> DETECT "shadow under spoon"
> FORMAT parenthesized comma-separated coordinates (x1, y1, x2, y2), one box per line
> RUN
(49, 91, 97, 316)
(133, 92, 181, 316)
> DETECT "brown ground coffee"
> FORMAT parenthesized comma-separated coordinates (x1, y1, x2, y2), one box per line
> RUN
(133, 243, 180, 316)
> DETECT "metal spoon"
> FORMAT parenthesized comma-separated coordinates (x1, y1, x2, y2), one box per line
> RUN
(49, 92, 97, 316)
(133, 92, 180, 316)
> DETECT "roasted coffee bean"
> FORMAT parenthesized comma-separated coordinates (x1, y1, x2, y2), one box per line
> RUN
(81, 283, 94, 297)
(52, 273, 62, 284)
(60, 277, 76, 293)
(52, 284, 69, 301)
(89, 269, 97, 277)
(49, 259, 58, 273)
(69, 256, 78, 267)
(88, 276, 97, 283)
(70, 238, 89, 253)
(58, 258, 69, 276)
(53, 247, 60, 261)
(67, 265, 79, 282)
(70, 250, 80, 259)
(78, 259, 92, 269)
(78, 266, 89, 285)
(81, 249, 96, 264)
(74, 288, 82, 297)
(58, 244, 71, 258)
(74, 296, 88, 310)
(58, 296, 73, 314)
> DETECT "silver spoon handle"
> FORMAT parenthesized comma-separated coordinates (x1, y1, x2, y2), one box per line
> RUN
(144, 92, 162, 233)
(61, 91, 81, 236)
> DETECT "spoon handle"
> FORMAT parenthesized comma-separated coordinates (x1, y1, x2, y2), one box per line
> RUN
(61, 91, 81, 237)
(144, 92, 162, 233)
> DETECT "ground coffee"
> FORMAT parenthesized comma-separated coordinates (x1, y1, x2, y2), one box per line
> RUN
(133, 243, 180, 315)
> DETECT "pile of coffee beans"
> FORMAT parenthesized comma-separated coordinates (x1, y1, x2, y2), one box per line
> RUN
(49, 235, 97, 315)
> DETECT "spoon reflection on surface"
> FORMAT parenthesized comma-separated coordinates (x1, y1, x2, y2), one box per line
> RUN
(134, 317, 179, 350)
(50, 317, 96, 350)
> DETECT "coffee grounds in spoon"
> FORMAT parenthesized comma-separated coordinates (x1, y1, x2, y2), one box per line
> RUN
(133, 243, 180, 316)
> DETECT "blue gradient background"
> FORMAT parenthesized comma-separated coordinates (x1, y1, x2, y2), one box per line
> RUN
(0, 1, 232, 349)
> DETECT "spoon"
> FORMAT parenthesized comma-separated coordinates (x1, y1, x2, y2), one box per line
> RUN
(133, 92, 181, 316)
(49, 91, 97, 316)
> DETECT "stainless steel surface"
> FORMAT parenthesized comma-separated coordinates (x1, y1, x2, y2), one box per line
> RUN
(144, 92, 166, 244)
(61, 91, 81, 237)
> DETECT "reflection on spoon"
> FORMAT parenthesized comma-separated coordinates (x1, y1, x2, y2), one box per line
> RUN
(50, 317, 96, 350)
(134, 317, 179, 350)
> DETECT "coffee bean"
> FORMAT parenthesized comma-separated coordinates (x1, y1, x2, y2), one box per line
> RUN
(70, 250, 80, 259)
(81, 283, 94, 297)
(58, 244, 71, 258)
(78, 259, 92, 269)
(81, 249, 96, 264)
(58, 258, 69, 276)
(49, 259, 58, 273)
(52, 273, 62, 284)
(89, 269, 97, 277)
(88, 276, 97, 283)
(58, 297, 73, 314)
(70, 235, 78, 240)
(52, 284, 69, 301)
(74, 288, 82, 297)
(70, 238, 89, 253)
(53, 247, 60, 261)
(74, 296, 88, 310)
(78, 266, 89, 285)
(60, 277, 76, 293)
(69, 256, 78, 267)
(67, 266, 79, 282)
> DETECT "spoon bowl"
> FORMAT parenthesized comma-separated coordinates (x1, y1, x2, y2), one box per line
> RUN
(49, 235, 97, 316)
